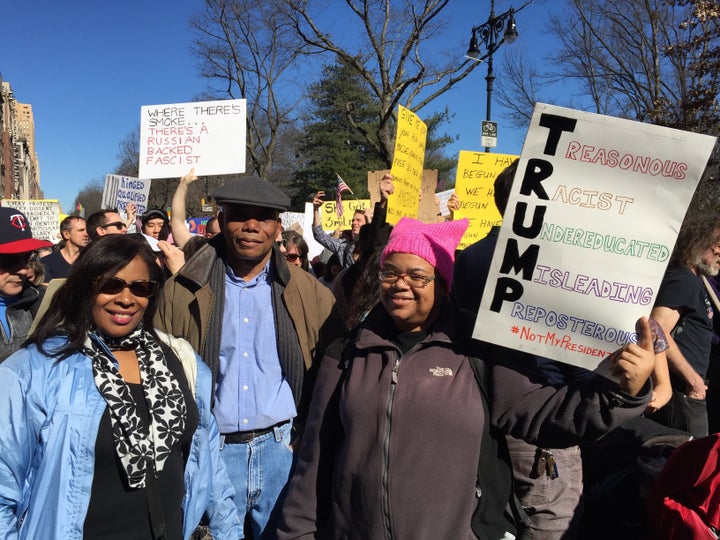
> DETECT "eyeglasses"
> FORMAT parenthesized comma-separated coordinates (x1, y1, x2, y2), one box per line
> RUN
(378, 268, 436, 288)
(0, 251, 37, 270)
(285, 253, 301, 262)
(95, 276, 159, 297)
(101, 221, 127, 230)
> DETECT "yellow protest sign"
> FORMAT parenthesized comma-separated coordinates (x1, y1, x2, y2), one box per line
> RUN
(319, 199, 371, 232)
(454, 151, 518, 249)
(387, 105, 427, 225)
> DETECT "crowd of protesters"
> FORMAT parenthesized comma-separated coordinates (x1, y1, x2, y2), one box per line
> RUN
(0, 160, 717, 540)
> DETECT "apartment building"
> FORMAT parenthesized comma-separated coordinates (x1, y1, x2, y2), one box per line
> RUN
(0, 75, 41, 200)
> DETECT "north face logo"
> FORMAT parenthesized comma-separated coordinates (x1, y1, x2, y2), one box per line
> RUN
(429, 366, 453, 377)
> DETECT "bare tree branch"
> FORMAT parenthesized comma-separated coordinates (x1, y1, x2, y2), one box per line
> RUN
(279, 0, 523, 163)
(191, 0, 306, 179)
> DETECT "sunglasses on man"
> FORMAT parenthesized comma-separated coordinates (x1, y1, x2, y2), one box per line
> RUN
(100, 221, 128, 231)
(0, 251, 38, 271)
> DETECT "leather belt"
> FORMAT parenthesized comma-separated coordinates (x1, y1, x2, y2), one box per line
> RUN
(222, 420, 290, 444)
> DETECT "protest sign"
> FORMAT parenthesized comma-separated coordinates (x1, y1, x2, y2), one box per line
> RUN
(387, 105, 427, 224)
(417, 170, 440, 223)
(435, 188, 455, 218)
(454, 151, 517, 249)
(368, 169, 439, 223)
(139, 99, 246, 179)
(1, 199, 61, 243)
(186, 217, 210, 236)
(303, 202, 325, 261)
(281, 211, 305, 233)
(475, 103, 717, 369)
(103, 175, 152, 217)
(318, 200, 371, 232)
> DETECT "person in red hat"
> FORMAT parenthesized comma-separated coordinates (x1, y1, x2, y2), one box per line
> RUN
(0, 207, 53, 361)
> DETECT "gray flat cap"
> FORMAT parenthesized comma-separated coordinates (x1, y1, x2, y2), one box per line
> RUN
(213, 176, 290, 211)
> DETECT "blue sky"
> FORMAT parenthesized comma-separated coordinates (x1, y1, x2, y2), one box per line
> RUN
(3, 0, 558, 213)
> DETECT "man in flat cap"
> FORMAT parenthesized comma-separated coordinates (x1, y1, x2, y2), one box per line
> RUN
(156, 176, 340, 538)
(0, 207, 53, 361)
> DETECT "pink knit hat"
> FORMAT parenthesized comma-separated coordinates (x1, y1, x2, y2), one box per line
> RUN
(380, 217, 469, 287)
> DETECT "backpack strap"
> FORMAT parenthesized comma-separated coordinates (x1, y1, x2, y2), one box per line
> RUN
(468, 356, 532, 540)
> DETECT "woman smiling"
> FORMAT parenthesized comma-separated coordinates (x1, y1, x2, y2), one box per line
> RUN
(278, 217, 657, 540)
(0, 234, 240, 539)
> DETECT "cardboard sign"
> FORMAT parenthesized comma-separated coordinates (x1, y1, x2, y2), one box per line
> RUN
(454, 151, 518, 249)
(139, 99, 246, 178)
(474, 103, 717, 369)
(387, 105, 427, 224)
(102, 175, 152, 217)
(368, 169, 439, 223)
(1, 199, 61, 243)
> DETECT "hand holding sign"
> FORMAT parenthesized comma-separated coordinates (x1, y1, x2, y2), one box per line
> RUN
(614, 317, 656, 396)
(596, 317, 655, 396)
(125, 202, 137, 228)
(379, 174, 394, 202)
(181, 167, 199, 186)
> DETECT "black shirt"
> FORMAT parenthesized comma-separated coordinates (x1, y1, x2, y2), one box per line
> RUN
(83, 352, 199, 539)
(40, 250, 72, 282)
(654, 266, 714, 379)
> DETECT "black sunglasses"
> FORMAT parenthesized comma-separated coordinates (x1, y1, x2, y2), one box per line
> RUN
(95, 276, 158, 297)
(0, 251, 38, 269)
(285, 253, 301, 262)
(100, 221, 127, 230)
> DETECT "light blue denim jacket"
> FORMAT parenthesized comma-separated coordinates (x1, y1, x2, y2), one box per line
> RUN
(0, 335, 242, 539)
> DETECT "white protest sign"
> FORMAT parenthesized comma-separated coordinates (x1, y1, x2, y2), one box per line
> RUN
(281, 211, 305, 233)
(1, 199, 61, 243)
(435, 189, 454, 217)
(139, 99, 246, 179)
(303, 202, 325, 261)
(475, 103, 717, 369)
(103, 175, 152, 216)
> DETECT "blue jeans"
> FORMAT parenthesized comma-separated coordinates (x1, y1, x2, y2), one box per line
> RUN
(220, 422, 294, 539)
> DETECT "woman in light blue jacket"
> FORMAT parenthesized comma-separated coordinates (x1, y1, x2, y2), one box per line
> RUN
(0, 234, 241, 539)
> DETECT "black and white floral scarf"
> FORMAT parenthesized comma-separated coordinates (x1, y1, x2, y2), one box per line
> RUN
(84, 325, 187, 489)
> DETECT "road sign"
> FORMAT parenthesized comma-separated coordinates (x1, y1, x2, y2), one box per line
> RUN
(481, 120, 498, 148)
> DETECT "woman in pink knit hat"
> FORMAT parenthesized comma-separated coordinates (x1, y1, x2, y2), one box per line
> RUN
(278, 217, 657, 540)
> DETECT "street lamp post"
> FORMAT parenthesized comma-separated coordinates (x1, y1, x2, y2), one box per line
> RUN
(467, 0, 518, 152)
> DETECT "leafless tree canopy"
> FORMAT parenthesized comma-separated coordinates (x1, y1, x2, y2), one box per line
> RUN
(275, 0, 494, 163)
(191, 0, 307, 179)
(115, 131, 140, 178)
(497, 0, 719, 135)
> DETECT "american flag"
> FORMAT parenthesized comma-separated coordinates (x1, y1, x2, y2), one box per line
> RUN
(335, 173, 354, 218)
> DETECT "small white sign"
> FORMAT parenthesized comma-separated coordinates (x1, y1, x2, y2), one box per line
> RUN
(139, 99, 246, 179)
(102, 175, 152, 217)
(481, 120, 498, 148)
